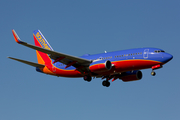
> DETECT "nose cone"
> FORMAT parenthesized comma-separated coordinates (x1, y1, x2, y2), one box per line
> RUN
(163, 53, 173, 63)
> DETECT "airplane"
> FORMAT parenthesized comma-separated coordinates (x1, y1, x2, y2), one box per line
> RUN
(8, 29, 173, 87)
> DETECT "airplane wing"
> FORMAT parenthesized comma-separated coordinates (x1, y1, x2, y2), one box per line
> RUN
(8, 57, 45, 68)
(12, 30, 92, 69)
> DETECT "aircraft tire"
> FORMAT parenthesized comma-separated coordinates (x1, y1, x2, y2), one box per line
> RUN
(151, 71, 156, 76)
(84, 75, 92, 82)
(102, 80, 110, 87)
(86, 76, 92, 82)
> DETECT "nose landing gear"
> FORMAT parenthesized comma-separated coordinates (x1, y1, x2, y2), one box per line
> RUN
(151, 70, 156, 76)
(151, 64, 162, 76)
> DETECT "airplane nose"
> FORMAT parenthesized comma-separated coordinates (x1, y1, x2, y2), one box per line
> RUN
(163, 53, 173, 63)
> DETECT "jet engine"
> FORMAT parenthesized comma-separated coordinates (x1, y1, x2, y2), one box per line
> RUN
(121, 70, 142, 82)
(89, 60, 112, 73)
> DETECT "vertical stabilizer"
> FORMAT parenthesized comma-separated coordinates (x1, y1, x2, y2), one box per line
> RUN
(33, 30, 53, 65)
(33, 30, 54, 50)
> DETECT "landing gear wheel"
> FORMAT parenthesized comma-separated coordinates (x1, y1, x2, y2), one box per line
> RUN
(84, 75, 92, 82)
(106, 81, 110, 87)
(102, 80, 110, 87)
(151, 71, 156, 76)
(86, 77, 92, 82)
(102, 81, 106, 86)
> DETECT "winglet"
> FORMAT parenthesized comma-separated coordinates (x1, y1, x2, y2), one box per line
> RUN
(12, 29, 23, 43)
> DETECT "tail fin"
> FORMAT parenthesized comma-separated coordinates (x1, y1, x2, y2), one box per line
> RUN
(33, 30, 54, 50)
(33, 30, 53, 65)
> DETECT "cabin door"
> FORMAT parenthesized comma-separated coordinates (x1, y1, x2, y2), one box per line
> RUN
(143, 49, 149, 59)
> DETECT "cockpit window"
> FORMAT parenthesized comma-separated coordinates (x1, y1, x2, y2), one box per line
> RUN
(154, 50, 165, 53)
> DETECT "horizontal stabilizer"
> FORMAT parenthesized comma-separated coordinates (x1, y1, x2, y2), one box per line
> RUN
(8, 57, 45, 68)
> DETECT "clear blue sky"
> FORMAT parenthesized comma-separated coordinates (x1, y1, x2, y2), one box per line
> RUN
(1, 0, 180, 120)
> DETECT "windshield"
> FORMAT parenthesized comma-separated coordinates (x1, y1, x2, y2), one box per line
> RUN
(154, 50, 165, 53)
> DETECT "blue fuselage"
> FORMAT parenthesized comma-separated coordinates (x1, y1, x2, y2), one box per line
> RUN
(55, 47, 173, 71)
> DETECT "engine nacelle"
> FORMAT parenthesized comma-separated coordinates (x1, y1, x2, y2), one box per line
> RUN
(89, 60, 112, 73)
(121, 70, 142, 82)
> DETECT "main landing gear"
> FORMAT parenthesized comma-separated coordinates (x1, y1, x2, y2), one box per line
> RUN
(83, 75, 111, 87)
(102, 79, 110, 87)
(83, 75, 92, 82)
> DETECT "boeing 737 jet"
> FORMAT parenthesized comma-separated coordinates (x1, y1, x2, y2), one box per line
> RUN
(9, 29, 173, 87)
